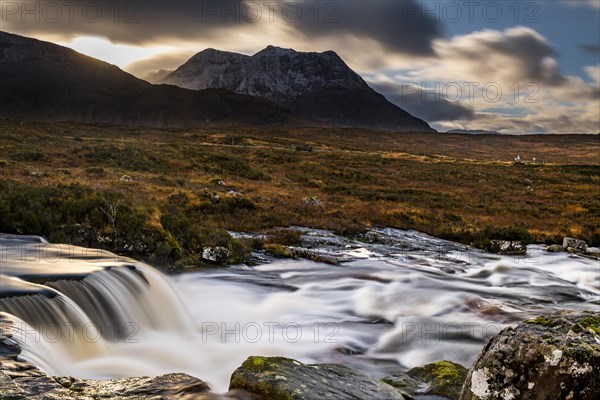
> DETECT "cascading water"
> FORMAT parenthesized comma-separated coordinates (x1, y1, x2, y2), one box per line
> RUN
(1, 230, 598, 392)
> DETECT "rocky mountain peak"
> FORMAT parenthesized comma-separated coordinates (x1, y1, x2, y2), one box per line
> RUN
(160, 46, 433, 131)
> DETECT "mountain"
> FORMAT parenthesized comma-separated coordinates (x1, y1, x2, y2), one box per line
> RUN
(159, 46, 434, 132)
(446, 129, 501, 135)
(0, 32, 293, 127)
(144, 69, 174, 83)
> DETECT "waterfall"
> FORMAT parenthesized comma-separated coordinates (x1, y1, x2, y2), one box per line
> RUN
(1, 231, 598, 392)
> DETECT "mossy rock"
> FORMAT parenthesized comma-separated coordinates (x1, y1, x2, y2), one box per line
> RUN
(229, 356, 407, 400)
(460, 311, 600, 400)
(381, 360, 468, 399)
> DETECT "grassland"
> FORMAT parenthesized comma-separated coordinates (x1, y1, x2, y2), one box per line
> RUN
(0, 120, 598, 267)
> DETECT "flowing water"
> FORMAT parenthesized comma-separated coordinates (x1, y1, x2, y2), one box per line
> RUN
(0, 230, 598, 393)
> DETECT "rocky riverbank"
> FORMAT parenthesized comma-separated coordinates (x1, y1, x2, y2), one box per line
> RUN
(2, 311, 598, 399)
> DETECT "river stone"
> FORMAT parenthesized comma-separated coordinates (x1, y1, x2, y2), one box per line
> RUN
(562, 237, 587, 254)
(382, 360, 468, 399)
(547, 244, 565, 252)
(202, 246, 230, 264)
(489, 240, 527, 255)
(229, 356, 407, 399)
(460, 311, 600, 400)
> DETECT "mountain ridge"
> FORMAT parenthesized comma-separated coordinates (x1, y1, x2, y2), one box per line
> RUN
(160, 46, 434, 132)
(0, 32, 295, 127)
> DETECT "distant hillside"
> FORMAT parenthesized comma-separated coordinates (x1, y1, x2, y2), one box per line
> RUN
(160, 46, 434, 132)
(446, 129, 501, 135)
(0, 32, 293, 127)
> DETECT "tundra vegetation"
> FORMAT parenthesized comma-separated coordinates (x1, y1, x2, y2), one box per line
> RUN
(0, 121, 598, 268)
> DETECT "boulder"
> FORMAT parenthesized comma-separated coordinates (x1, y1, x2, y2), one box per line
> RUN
(202, 246, 230, 264)
(460, 311, 600, 400)
(489, 240, 527, 255)
(547, 244, 565, 252)
(229, 356, 407, 399)
(382, 360, 468, 400)
(0, 369, 252, 399)
(562, 237, 587, 254)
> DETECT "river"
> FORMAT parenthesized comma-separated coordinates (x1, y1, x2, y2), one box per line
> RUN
(0, 229, 598, 393)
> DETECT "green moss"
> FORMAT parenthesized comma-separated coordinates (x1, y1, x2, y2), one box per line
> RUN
(251, 356, 266, 368)
(409, 360, 465, 382)
(264, 243, 293, 258)
(578, 317, 600, 336)
(405, 360, 468, 398)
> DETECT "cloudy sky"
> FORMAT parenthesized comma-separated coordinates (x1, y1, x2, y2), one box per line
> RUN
(2, 0, 599, 133)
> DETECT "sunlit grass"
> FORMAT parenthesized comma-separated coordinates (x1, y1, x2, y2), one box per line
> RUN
(1, 120, 598, 267)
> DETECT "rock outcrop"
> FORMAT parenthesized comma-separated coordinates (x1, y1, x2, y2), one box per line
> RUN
(460, 311, 600, 400)
(229, 356, 408, 399)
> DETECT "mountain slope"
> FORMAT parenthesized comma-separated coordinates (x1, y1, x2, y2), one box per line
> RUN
(0, 32, 292, 127)
(160, 46, 434, 132)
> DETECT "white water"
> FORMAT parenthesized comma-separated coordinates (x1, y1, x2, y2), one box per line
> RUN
(1, 231, 598, 393)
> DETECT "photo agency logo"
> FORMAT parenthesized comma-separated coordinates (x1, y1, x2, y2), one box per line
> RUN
(398, 1, 540, 24)
(0, 241, 129, 264)
(397, 81, 540, 105)
(200, 322, 340, 343)
(0, 1, 541, 32)
(6, 321, 140, 344)
(1, 1, 140, 24)
(399, 320, 503, 343)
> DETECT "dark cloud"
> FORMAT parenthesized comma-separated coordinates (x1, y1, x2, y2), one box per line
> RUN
(1, 1, 249, 44)
(435, 27, 566, 86)
(1, 0, 442, 56)
(371, 82, 475, 122)
(293, 0, 442, 56)
(581, 44, 600, 54)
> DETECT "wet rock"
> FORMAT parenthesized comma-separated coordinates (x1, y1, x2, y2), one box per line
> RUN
(547, 244, 565, 252)
(202, 246, 231, 264)
(229, 356, 407, 399)
(0, 369, 219, 399)
(288, 247, 341, 265)
(460, 311, 600, 400)
(563, 237, 587, 254)
(489, 240, 527, 255)
(382, 360, 468, 400)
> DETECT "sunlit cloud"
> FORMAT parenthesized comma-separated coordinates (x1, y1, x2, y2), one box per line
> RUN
(58, 36, 172, 68)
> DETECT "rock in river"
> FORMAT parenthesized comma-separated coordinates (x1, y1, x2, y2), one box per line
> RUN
(202, 246, 231, 264)
(229, 356, 408, 399)
(562, 237, 588, 254)
(460, 310, 600, 400)
(382, 360, 468, 399)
